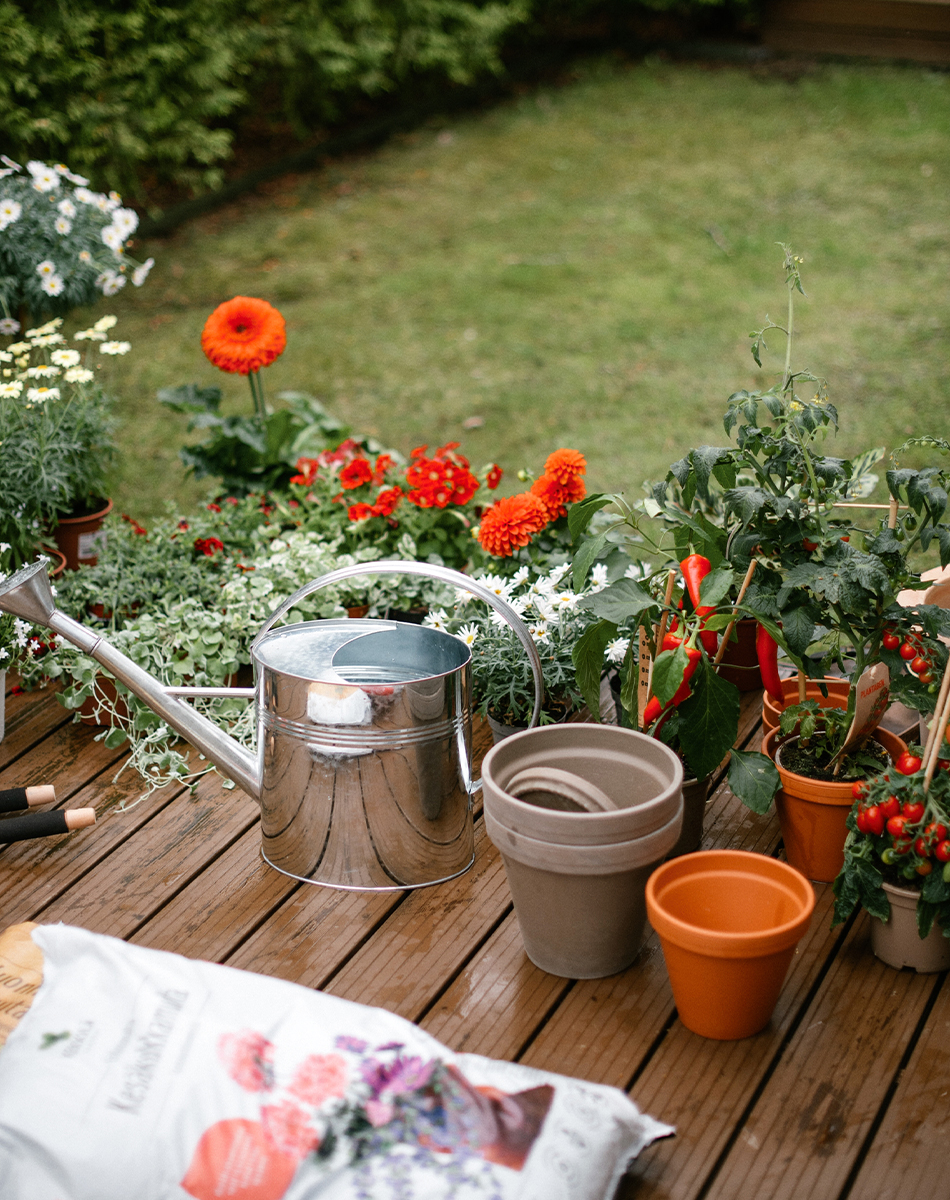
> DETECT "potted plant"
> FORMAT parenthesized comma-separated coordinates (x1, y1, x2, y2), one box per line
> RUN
(0, 315, 123, 571)
(833, 707, 950, 972)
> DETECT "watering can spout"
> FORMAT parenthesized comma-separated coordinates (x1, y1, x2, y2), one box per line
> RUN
(0, 560, 261, 799)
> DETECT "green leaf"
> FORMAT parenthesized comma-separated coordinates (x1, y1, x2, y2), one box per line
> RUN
(782, 605, 817, 656)
(568, 493, 614, 541)
(572, 527, 611, 592)
(692, 446, 731, 501)
(619, 650, 639, 728)
(571, 620, 616, 721)
(582, 578, 656, 623)
(652, 645, 689, 707)
(728, 746, 780, 814)
(676, 660, 741, 781)
(699, 564, 734, 609)
(103, 727, 129, 749)
(157, 384, 222, 414)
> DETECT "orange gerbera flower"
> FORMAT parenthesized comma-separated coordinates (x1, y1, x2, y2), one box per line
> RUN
(201, 296, 287, 375)
(477, 493, 548, 558)
(544, 448, 587, 485)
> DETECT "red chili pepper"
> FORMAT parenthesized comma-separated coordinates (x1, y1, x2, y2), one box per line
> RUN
(756, 623, 784, 703)
(680, 555, 718, 657)
(643, 645, 702, 731)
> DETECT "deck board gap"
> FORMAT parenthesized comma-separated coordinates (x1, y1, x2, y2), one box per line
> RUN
(836, 969, 949, 1200)
(218, 878, 310, 966)
(624, 1003, 680, 1093)
(513, 978, 577, 1062)
(316, 890, 414, 991)
(413, 901, 516, 1025)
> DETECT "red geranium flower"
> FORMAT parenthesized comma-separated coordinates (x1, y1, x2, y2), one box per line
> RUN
(194, 536, 225, 557)
(486, 464, 503, 490)
(207, 502, 222, 513)
(339, 457, 373, 490)
(374, 485, 403, 516)
(201, 297, 287, 376)
(373, 453, 394, 482)
(347, 502, 377, 522)
(121, 514, 147, 536)
(477, 493, 548, 557)
(291, 458, 319, 486)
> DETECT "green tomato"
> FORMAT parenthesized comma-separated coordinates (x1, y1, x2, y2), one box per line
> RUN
(882, 848, 899, 865)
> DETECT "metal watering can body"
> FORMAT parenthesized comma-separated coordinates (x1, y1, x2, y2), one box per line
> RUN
(0, 559, 543, 891)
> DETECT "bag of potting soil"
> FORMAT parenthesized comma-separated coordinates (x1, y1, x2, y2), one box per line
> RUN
(0, 923, 672, 1200)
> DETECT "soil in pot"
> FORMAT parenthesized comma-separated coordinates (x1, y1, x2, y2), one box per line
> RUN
(870, 881, 950, 973)
(52, 497, 113, 570)
(646, 849, 815, 1040)
(762, 727, 907, 883)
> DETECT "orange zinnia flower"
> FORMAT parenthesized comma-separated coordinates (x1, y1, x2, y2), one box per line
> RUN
(544, 448, 586, 485)
(530, 474, 569, 521)
(201, 296, 287, 375)
(477, 493, 548, 557)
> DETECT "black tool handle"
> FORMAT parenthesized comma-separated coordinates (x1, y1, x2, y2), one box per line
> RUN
(0, 788, 29, 815)
(0, 811, 70, 842)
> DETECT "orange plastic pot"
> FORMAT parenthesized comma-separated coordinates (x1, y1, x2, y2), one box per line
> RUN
(761, 676, 851, 734)
(646, 850, 815, 1040)
(762, 726, 907, 883)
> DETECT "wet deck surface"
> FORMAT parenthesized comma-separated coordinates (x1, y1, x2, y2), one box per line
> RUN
(0, 676, 946, 1199)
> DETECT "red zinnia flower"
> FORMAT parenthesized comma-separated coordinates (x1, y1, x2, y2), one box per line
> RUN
(207, 502, 222, 513)
(201, 296, 287, 376)
(486, 464, 503, 490)
(477, 493, 548, 557)
(544, 448, 587, 485)
(339, 457, 373, 490)
(348, 502, 377, 522)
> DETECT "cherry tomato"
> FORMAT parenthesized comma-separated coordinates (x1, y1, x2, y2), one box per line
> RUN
(925, 822, 948, 843)
(894, 836, 913, 856)
(902, 800, 925, 823)
(899, 641, 918, 660)
(917, 861, 933, 876)
(887, 814, 908, 837)
(895, 752, 923, 776)
(881, 847, 899, 865)
(856, 808, 871, 834)
(935, 840, 950, 864)
(851, 780, 869, 800)
(879, 795, 900, 820)
(864, 805, 885, 836)
(802, 538, 818, 552)
(882, 632, 901, 651)
(918, 670, 935, 683)
(938, 759, 950, 772)
(915, 836, 931, 857)
(910, 656, 929, 675)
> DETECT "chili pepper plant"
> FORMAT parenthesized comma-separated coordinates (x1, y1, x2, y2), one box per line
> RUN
(833, 737, 950, 939)
(570, 246, 950, 807)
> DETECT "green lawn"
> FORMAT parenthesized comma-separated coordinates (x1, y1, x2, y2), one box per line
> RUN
(93, 56, 950, 518)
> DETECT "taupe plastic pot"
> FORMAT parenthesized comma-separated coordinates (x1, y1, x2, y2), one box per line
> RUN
(482, 725, 684, 979)
(668, 775, 710, 858)
(871, 882, 950, 973)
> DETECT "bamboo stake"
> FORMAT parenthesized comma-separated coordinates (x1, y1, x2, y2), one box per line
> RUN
(923, 654, 950, 794)
(652, 569, 677, 667)
(713, 560, 757, 668)
(798, 668, 807, 705)
(888, 495, 899, 529)
(831, 502, 907, 512)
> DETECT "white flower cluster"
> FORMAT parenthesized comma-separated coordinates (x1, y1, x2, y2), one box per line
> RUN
(0, 314, 130, 403)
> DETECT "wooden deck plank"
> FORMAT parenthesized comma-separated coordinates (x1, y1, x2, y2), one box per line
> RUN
(702, 912, 936, 1200)
(0, 715, 126, 800)
(0, 687, 72, 770)
(845, 973, 950, 1200)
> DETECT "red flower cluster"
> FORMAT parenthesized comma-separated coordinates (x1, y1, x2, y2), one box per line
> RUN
(405, 443, 479, 509)
(290, 438, 367, 486)
(478, 447, 586, 557)
(194, 536, 225, 557)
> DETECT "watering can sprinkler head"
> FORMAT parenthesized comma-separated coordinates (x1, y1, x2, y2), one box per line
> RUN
(0, 559, 57, 628)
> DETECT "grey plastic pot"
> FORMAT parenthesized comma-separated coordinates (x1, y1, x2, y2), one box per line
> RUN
(667, 775, 710, 859)
(870, 882, 950, 973)
(481, 725, 684, 979)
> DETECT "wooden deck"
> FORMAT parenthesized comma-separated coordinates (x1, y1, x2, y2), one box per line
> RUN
(0, 674, 946, 1199)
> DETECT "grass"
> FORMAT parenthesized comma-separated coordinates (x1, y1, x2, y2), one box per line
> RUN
(91, 55, 950, 518)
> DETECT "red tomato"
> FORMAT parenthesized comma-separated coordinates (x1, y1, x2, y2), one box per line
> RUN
(895, 752, 923, 776)
(887, 814, 908, 837)
(899, 641, 918, 660)
(882, 632, 901, 650)
(802, 538, 818, 552)
(915, 836, 931, 857)
(910, 656, 929, 675)
(925, 822, 948, 842)
(864, 805, 885, 836)
(893, 835, 913, 856)
(851, 780, 868, 800)
(918, 671, 935, 683)
(856, 808, 871, 833)
(917, 861, 933, 876)
(902, 800, 925, 822)
(879, 795, 900, 820)
(935, 840, 950, 863)
(938, 760, 950, 772)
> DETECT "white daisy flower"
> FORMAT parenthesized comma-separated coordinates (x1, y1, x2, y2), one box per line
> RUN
(64, 367, 95, 383)
(590, 563, 609, 591)
(476, 573, 513, 600)
(132, 257, 154, 287)
(0, 317, 20, 335)
(100, 224, 123, 251)
(7, 341, 29, 354)
(40, 274, 65, 296)
(530, 596, 558, 623)
(510, 564, 531, 587)
(111, 206, 138, 237)
(51, 348, 81, 368)
(14, 619, 30, 647)
(57, 197, 77, 218)
(606, 637, 631, 666)
(0, 381, 23, 397)
(35, 259, 57, 278)
(74, 329, 106, 341)
(30, 332, 64, 346)
(100, 340, 131, 355)
(62, 170, 89, 185)
(54, 216, 72, 235)
(529, 622, 551, 643)
(100, 272, 126, 296)
(546, 563, 571, 586)
(552, 590, 578, 610)
(26, 386, 60, 402)
(423, 608, 449, 631)
(93, 314, 117, 332)
(0, 199, 21, 230)
(73, 187, 95, 204)
(27, 365, 60, 378)
(78, 249, 92, 263)
(624, 561, 652, 580)
(455, 623, 478, 647)
(26, 160, 59, 191)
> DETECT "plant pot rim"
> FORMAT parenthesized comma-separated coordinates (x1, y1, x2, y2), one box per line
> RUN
(761, 726, 907, 807)
(54, 496, 113, 524)
(646, 849, 816, 958)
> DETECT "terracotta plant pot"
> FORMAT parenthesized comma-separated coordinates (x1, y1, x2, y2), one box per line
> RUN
(39, 548, 68, 578)
(762, 726, 908, 883)
(646, 850, 815, 1040)
(78, 675, 130, 727)
(482, 725, 684, 978)
(762, 676, 851, 734)
(52, 497, 113, 570)
(870, 881, 950, 973)
(716, 618, 763, 692)
(667, 775, 710, 858)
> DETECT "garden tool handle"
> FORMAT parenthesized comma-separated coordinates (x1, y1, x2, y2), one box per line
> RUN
(251, 561, 545, 787)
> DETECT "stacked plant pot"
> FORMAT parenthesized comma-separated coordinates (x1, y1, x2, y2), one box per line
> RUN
(481, 725, 684, 978)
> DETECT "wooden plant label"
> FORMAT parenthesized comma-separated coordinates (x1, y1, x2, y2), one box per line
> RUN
(637, 627, 652, 729)
(840, 662, 890, 756)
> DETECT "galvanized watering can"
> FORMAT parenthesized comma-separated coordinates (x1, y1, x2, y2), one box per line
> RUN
(0, 560, 543, 892)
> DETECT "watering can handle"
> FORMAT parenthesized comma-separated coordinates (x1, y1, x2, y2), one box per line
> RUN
(251, 560, 545, 786)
